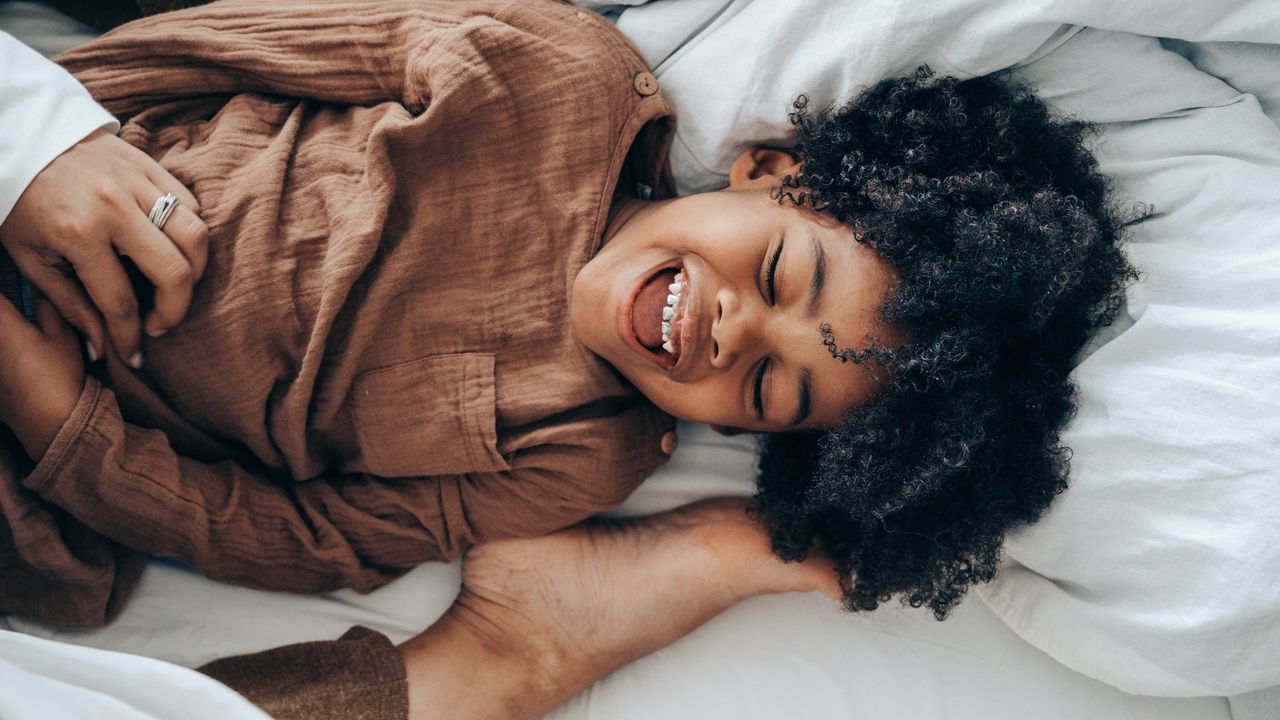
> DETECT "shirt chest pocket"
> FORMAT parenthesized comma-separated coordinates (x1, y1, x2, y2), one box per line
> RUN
(350, 353, 509, 478)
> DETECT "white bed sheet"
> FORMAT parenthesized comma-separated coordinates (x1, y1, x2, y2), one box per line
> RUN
(10, 426, 1229, 720)
(0, 630, 270, 720)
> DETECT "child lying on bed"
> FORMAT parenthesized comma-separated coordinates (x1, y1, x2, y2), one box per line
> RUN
(0, 0, 1132, 630)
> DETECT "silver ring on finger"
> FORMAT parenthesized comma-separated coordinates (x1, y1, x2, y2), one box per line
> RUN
(148, 192, 180, 230)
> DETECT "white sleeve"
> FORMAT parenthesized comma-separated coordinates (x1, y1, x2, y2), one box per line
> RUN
(0, 31, 118, 224)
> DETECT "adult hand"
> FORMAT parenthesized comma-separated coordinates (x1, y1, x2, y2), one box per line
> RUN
(0, 129, 209, 366)
(399, 499, 840, 720)
(0, 293, 85, 461)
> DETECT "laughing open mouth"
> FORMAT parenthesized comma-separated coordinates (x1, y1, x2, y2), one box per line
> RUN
(630, 264, 688, 366)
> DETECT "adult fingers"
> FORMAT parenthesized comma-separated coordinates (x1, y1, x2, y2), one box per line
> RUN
(113, 192, 195, 341)
(22, 261, 106, 362)
(758, 547, 843, 602)
(795, 551, 844, 602)
(141, 165, 208, 281)
(157, 202, 209, 285)
(67, 238, 145, 367)
(136, 151, 200, 215)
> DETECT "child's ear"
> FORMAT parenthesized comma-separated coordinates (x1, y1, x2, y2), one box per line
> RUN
(727, 147, 801, 190)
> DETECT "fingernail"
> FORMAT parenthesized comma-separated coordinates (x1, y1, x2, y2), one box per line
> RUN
(85, 341, 98, 363)
(128, 352, 143, 369)
(147, 327, 167, 338)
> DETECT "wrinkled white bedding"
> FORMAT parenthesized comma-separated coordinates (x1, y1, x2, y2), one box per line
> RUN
(983, 31, 1280, 699)
(9, 427, 1228, 720)
(616, 0, 1280, 701)
(616, 0, 1280, 193)
(5, 0, 1279, 717)
(0, 629, 269, 720)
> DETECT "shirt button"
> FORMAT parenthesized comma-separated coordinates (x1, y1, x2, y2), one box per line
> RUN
(660, 431, 678, 455)
(633, 72, 659, 97)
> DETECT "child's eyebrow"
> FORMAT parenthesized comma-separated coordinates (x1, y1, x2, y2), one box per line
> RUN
(806, 231, 826, 318)
(788, 367, 813, 428)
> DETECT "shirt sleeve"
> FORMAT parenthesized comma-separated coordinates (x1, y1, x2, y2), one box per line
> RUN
(21, 377, 636, 593)
(198, 626, 408, 720)
(0, 31, 117, 224)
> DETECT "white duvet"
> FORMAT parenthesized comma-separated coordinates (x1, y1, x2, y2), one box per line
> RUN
(0, 630, 269, 720)
(5, 0, 1280, 717)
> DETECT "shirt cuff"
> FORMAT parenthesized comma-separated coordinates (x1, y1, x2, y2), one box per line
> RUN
(198, 626, 409, 720)
(23, 375, 104, 496)
(0, 32, 119, 223)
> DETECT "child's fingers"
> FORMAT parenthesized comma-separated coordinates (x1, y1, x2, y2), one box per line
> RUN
(33, 292, 80, 351)
(23, 263, 106, 360)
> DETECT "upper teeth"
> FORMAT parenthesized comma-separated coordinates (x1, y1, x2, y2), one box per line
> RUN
(661, 270, 686, 353)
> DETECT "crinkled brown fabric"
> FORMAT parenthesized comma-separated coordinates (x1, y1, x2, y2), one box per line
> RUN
(0, 256, 146, 627)
(2, 0, 675, 626)
(199, 626, 408, 720)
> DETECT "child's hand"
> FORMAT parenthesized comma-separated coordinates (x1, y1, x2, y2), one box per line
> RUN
(0, 293, 87, 461)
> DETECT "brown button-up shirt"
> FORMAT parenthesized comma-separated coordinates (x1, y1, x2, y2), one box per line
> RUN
(2, 0, 676, 627)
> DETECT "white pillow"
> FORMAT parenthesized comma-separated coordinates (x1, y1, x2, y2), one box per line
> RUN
(617, 0, 1280, 697)
(980, 29, 1280, 697)
(616, 0, 1280, 696)
(617, 0, 1280, 194)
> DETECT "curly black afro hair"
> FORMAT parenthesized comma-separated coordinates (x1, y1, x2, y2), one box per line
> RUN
(754, 67, 1139, 619)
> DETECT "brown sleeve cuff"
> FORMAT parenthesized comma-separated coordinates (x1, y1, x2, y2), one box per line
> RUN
(198, 626, 408, 720)
(22, 375, 102, 496)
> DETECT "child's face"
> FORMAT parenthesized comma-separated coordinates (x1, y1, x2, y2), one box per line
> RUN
(571, 149, 899, 432)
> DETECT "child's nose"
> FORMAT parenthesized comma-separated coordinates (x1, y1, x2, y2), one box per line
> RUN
(709, 290, 760, 370)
